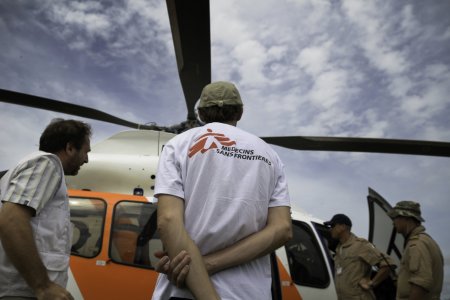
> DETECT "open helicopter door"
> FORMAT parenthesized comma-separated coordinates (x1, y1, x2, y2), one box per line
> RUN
(276, 211, 337, 299)
(367, 187, 404, 265)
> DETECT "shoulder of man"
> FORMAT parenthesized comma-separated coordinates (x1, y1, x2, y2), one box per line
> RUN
(354, 236, 372, 246)
(356, 237, 381, 253)
(354, 236, 369, 242)
(37, 153, 63, 172)
(40, 152, 61, 163)
(164, 126, 203, 149)
(12, 152, 60, 175)
(406, 227, 428, 247)
(351, 236, 380, 252)
(406, 234, 428, 253)
(342, 235, 366, 249)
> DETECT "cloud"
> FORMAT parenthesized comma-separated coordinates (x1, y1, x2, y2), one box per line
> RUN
(40, 0, 172, 70)
(231, 40, 268, 87)
(47, 2, 111, 42)
(394, 64, 450, 134)
(308, 69, 350, 109)
(343, 2, 410, 76)
(296, 44, 332, 77)
(399, 4, 422, 40)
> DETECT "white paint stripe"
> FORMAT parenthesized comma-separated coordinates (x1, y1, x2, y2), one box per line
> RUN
(67, 267, 84, 300)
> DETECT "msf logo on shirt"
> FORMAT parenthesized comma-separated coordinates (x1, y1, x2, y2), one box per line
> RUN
(188, 129, 236, 158)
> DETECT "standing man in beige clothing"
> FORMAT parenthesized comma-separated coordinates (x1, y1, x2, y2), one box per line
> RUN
(325, 214, 396, 300)
(389, 201, 443, 300)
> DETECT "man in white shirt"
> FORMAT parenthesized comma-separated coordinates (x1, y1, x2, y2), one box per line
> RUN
(152, 81, 292, 300)
(0, 119, 91, 300)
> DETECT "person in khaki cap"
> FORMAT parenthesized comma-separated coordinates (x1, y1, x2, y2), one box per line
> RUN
(152, 81, 292, 300)
(325, 214, 396, 300)
(389, 201, 443, 300)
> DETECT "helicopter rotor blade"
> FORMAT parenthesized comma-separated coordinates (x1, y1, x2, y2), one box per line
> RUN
(167, 0, 211, 121)
(0, 88, 162, 130)
(3, 88, 449, 157)
(261, 136, 450, 157)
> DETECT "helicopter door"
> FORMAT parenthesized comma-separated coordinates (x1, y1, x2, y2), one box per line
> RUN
(367, 187, 404, 265)
(280, 219, 337, 299)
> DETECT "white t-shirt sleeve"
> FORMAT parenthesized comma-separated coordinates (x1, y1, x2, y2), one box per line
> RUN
(154, 141, 185, 200)
(269, 155, 291, 208)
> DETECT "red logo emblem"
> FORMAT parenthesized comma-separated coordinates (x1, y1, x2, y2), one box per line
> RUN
(188, 129, 236, 158)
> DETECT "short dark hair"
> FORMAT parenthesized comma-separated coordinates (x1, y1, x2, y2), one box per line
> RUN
(198, 105, 243, 124)
(39, 119, 92, 153)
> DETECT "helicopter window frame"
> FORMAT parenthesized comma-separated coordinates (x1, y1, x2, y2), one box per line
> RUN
(109, 200, 160, 270)
(285, 220, 331, 289)
(69, 197, 107, 259)
(312, 221, 337, 274)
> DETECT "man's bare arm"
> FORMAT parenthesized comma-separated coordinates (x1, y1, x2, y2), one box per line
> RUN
(157, 194, 220, 300)
(204, 206, 292, 275)
(155, 206, 292, 283)
(0, 202, 73, 300)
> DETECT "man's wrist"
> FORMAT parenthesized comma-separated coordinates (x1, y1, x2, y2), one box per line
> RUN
(203, 255, 217, 276)
(33, 279, 52, 297)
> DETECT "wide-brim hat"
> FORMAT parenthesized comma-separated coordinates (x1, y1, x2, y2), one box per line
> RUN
(388, 200, 425, 222)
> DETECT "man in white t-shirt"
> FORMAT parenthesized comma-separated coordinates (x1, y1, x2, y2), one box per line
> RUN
(152, 81, 292, 300)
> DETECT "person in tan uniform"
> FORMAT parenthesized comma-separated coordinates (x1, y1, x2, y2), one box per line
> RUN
(325, 214, 396, 300)
(389, 201, 443, 300)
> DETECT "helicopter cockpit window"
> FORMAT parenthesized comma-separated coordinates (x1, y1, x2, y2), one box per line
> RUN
(110, 201, 160, 269)
(69, 197, 106, 258)
(285, 220, 330, 288)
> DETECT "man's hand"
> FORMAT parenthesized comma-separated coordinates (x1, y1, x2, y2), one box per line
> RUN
(35, 281, 74, 300)
(358, 277, 373, 290)
(154, 250, 191, 288)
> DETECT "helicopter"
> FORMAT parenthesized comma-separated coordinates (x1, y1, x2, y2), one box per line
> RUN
(1, 0, 450, 299)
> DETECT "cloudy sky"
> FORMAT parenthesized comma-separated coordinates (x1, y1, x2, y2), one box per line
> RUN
(1, 0, 449, 296)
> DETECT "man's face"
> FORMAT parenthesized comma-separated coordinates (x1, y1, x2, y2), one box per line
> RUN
(392, 216, 407, 235)
(64, 137, 91, 176)
(329, 223, 343, 240)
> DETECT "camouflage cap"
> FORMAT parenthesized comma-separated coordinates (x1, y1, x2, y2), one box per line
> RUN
(388, 200, 425, 222)
(198, 81, 243, 108)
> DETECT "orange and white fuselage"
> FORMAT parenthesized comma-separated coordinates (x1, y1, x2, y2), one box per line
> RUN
(65, 130, 337, 299)
(67, 190, 309, 299)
